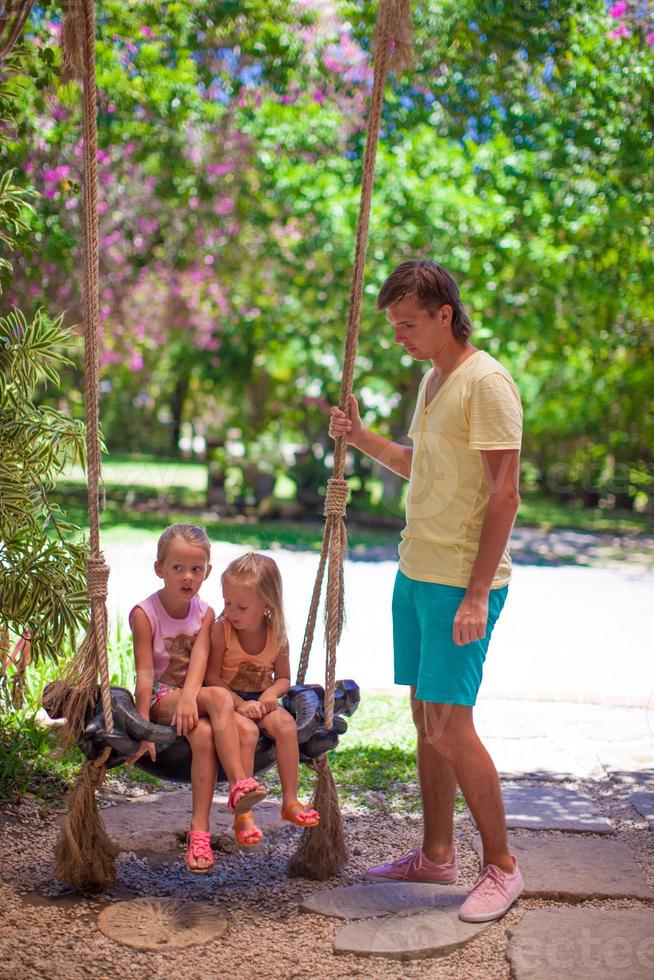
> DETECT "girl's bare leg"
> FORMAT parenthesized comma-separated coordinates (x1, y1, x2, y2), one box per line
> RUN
(152, 687, 262, 790)
(261, 707, 300, 804)
(233, 712, 262, 840)
(196, 686, 250, 788)
(236, 712, 259, 776)
(185, 719, 218, 870)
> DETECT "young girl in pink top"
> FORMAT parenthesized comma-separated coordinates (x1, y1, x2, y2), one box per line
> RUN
(206, 552, 319, 845)
(128, 524, 266, 873)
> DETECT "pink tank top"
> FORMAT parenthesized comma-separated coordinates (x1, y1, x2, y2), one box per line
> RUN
(129, 592, 208, 688)
(219, 616, 277, 693)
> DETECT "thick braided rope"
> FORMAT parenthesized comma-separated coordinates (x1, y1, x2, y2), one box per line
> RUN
(297, 0, 410, 731)
(0, 1, 35, 63)
(296, 477, 348, 685)
(69, 0, 114, 732)
(331, 0, 398, 479)
(322, 2, 399, 727)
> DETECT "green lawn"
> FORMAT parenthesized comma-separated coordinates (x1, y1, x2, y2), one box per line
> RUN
(58, 456, 210, 492)
(54, 452, 654, 542)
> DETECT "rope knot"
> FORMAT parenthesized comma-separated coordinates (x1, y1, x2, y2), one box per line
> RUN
(87, 555, 109, 601)
(323, 478, 349, 519)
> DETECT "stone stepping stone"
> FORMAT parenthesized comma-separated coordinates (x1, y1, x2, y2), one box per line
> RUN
(630, 791, 654, 830)
(473, 834, 654, 901)
(609, 768, 654, 787)
(98, 789, 283, 858)
(502, 784, 612, 833)
(333, 907, 491, 961)
(507, 908, 654, 980)
(98, 897, 228, 949)
(301, 882, 465, 920)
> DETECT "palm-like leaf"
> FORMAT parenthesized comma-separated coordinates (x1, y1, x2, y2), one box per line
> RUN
(0, 309, 90, 681)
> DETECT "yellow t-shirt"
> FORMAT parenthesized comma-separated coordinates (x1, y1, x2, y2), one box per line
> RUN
(398, 350, 523, 589)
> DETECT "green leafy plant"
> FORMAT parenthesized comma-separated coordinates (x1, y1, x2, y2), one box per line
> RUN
(0, 308, 89, 696)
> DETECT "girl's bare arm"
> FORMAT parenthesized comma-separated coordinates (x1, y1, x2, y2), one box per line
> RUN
(259, 642, 291, 704)
(181, 608, 215, 697)
(131, 607, 155, 720)
(129, 608, 156, 762)
(174, 608, 216, 734)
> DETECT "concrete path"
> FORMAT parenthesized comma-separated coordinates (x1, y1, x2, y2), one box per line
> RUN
(105, 536, 654, 708)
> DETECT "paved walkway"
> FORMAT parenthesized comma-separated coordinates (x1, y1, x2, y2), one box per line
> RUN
(105, 536, 654, 707)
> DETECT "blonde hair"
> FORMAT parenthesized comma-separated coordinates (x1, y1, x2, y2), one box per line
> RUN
(222, 552, 288, 651)
(157, 523, 211, 563)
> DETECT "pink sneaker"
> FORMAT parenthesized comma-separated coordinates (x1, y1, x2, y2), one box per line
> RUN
(365, 847, 458, 884)
(458, 858, 524, 922)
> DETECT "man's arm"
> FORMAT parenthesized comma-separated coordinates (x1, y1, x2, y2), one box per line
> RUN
(453, 449, 521, 646)
(329, 394, 413, 480)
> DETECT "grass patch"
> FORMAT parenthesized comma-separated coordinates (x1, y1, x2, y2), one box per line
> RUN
(265, 693, 466, 812)
(0, 626, 152, 805)
(517, 493, 654, 535)
(317, 693, 417, 806)
(233, 693, 419, 807)
(55, 482, 654, 547)
(49, 488, 401, 552)
(0, 713, 81, 802)
(58, 455, 209, 492)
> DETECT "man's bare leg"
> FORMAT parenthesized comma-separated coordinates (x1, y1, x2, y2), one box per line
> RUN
(416, 695, 514, 873)
(411, 688, 457, 864)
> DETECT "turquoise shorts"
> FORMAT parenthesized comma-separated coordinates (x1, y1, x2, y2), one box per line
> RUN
(392, 570, 508, 706)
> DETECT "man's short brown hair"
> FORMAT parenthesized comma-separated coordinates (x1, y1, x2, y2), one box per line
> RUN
(377, 259, 473, 342)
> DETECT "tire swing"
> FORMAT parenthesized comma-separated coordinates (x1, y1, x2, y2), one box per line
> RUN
(15, 0, 412, 891)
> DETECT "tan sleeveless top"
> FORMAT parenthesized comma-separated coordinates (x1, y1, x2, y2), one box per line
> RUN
(219, 616, 277, 692)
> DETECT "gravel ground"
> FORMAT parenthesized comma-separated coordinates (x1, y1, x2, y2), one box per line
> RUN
(1, 774, 652, 980)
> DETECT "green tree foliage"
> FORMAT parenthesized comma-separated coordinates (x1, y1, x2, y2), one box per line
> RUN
(3, 0, 653, 507)
(0, 35, 89, 686)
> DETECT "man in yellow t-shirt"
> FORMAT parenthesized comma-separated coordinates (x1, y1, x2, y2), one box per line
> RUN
(329, 259, 525, 924)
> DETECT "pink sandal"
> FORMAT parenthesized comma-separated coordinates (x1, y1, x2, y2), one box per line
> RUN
(185, 830, 215, 874)
(233, 811, 263, 847)
(227, 777, 268, 815)
(281, 801, 320, 827)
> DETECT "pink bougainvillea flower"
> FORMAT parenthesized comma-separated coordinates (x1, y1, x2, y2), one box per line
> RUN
(140, 26, 155, 39)
(608, 22, 631, 38)
(609, 1, 628, 17)
(213, 197, 234, 216)
(646, 31, 654, 46)
(206, 162, 233, 176)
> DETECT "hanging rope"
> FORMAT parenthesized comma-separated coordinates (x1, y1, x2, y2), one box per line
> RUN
(289, 0, 413, 880)
(53, 0, 118, 892)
